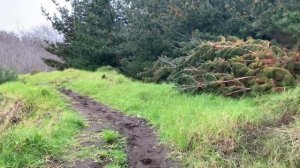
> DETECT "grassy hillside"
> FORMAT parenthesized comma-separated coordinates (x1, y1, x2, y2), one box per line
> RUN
(0, 82, 84, 167)
(20, 68, 300, 167)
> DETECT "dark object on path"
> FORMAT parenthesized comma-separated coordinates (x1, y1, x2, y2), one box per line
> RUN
(61, 89, 180, 168)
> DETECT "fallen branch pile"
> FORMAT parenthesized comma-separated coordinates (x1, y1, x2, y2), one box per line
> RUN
(140, 36, 300, 97)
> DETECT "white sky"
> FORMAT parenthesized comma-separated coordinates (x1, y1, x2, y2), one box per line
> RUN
(0, 0, 68, 32)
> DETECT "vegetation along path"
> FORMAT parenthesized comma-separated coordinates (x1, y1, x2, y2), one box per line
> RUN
(61, 89, 179, 168)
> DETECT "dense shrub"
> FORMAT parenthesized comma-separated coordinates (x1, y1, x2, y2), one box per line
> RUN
(0, 69, 18, 84)
(140, 36, 300, 97)
(42, 0, 300, 78)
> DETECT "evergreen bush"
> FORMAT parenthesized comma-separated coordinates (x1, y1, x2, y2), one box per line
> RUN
(141, 36, 300, 97)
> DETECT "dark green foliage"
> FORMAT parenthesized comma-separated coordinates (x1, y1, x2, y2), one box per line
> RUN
(120, 58, 154, 77)
(42, 58, 65, 71)
(251, 2, 300, 47)
(141, 37, 300, 96)
(43, 0, 122, 70)
(43, 0, 300, 78)
(0, 69, 17, 84)
(117, 0, 300, 76)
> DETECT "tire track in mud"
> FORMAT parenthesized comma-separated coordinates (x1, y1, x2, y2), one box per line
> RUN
(61, 89, 180, 168)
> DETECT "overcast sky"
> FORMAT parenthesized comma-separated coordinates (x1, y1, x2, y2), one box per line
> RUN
(0, 0, 68, 32)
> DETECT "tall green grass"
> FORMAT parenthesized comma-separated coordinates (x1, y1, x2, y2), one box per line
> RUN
(0, 82, 84, 167)
(23, 68, 300, 167)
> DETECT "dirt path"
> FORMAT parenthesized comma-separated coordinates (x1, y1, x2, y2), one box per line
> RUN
(61, 89, 180, 168)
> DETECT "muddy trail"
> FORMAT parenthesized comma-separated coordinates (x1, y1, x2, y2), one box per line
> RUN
(61, 89, 179, 168)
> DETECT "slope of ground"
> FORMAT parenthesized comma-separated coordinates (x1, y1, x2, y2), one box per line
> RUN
(0, 82, 84, 167)
(0, 70, 181, 168)
(22, 68, 300, 167)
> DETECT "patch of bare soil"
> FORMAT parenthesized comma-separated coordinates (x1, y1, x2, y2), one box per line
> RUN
(61, 89, 180, 168)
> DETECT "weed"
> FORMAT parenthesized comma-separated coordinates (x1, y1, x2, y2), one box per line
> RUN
(100, 130, 127, 167)
(101, 130, 121, 144)
(105, 164, 122, 168)
(109, 149, 127, 165)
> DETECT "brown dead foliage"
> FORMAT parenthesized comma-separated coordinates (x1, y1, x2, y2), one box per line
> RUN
(0, 99, 27, 132)
(215, 139, 237, 155)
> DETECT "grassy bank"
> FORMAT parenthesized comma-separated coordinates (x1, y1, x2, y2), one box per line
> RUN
(0, 82, 84, 167)
(22, 68, 300, 167)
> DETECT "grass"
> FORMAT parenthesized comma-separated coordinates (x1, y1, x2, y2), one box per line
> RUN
(63, 129, 127, 167)
(101, 130, 122, 144)
(4, 67, 300, 167)
(101, 130, 127, 168)
(0, 82, 84, 167)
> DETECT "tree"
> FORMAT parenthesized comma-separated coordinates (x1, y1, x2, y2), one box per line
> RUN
(0, 30, 59, 73)
(43, 0, 121, 70)
(20, 25, 63, 45)
(43, 0, 300, 76)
